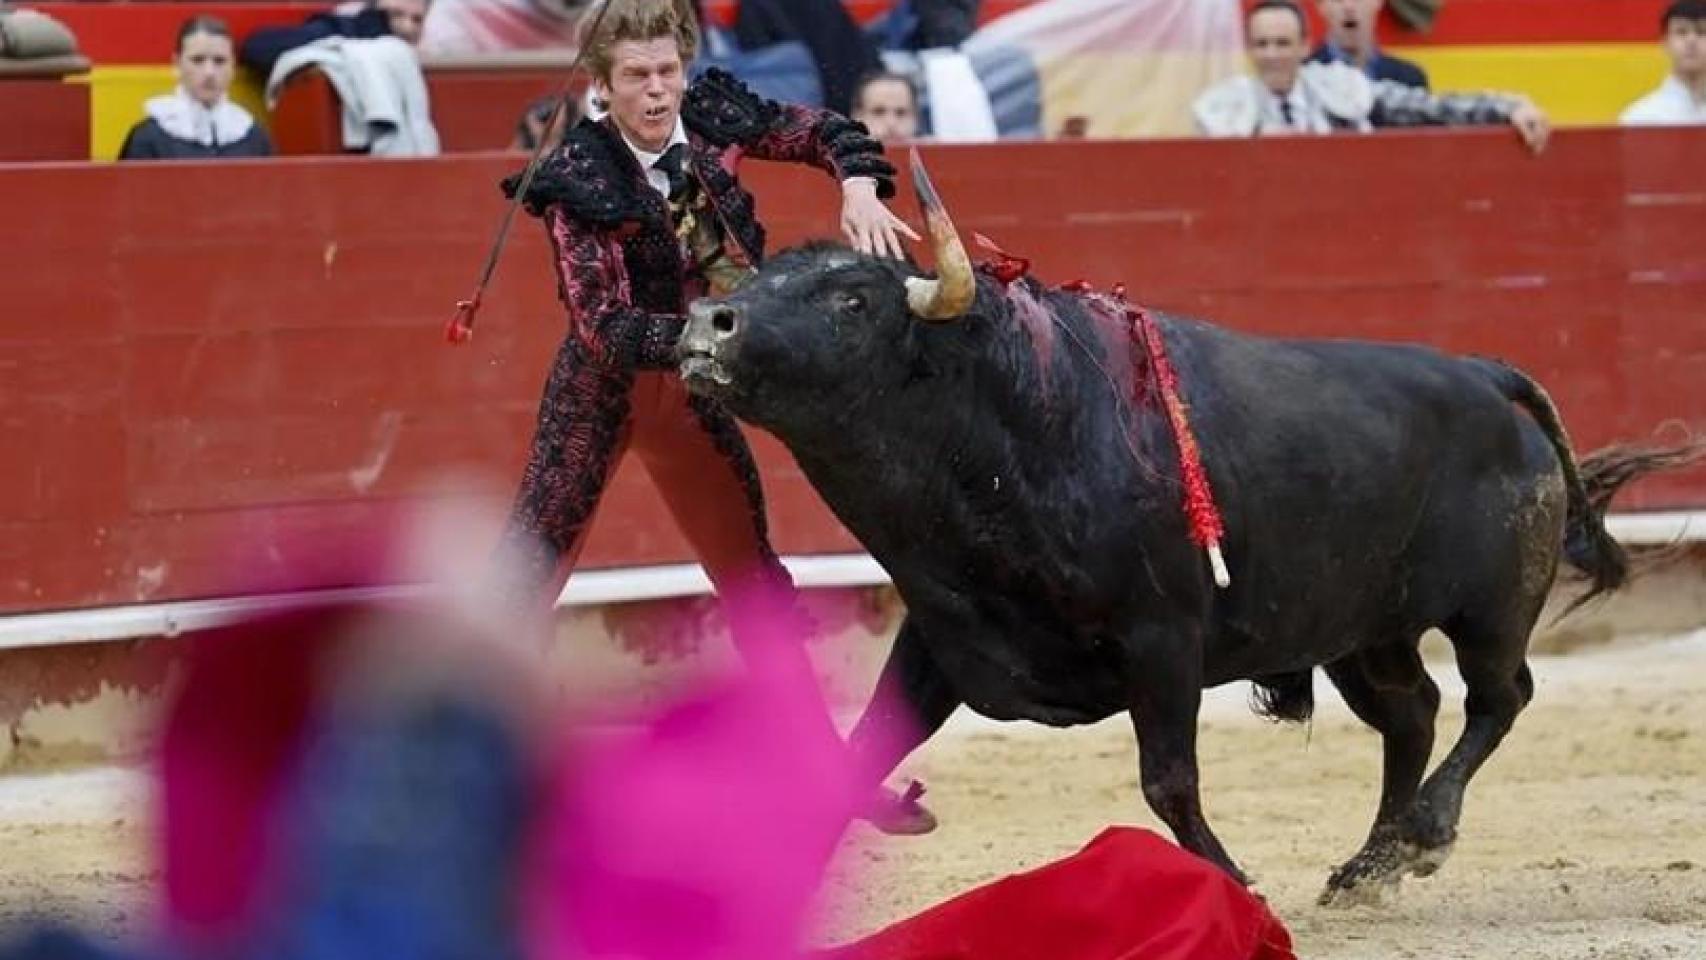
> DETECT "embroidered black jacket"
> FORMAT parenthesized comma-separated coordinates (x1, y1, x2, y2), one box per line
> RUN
(503, 67, 896, 369)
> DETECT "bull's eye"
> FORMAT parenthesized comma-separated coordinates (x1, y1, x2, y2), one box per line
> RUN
(839, 293, 866, 316)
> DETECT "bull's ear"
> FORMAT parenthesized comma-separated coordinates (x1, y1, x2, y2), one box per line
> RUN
(905, 148, 974, 322)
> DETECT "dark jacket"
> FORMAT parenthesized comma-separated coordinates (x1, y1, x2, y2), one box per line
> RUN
(117, 118, 273, 160)
(503, 68, 895, 371)
(878, 0, 982, 50)
(732, 0, 882, 115)
(1307, 44, 1430, 91)
(239, 7, 392, 77)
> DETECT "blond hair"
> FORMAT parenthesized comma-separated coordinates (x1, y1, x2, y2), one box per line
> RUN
(578, 0, 701, 81)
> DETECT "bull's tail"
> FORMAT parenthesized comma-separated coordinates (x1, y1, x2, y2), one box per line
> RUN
(1467, 356, 1706, 616)
(1250, 670, 1314, 725)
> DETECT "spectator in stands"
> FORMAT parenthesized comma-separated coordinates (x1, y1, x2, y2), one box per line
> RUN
(379, 0, 430, 44)
(1193, 0, 1549, 153)
(117, 17, 273, 161)
(251, 0, 439, 157)
(851, 70, 921, 141)
(1308, 0, 1428, 89)
(0, 3, 78, 61)
(241, 0, 428, 78)
(731, 0, 882, 114)
(1620, 0, 1706, 126)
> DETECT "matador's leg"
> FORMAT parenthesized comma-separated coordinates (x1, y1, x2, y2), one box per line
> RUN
(635, 374, 935, 819)
(629, 374, 816, 658)
(489, 338, 636, 630)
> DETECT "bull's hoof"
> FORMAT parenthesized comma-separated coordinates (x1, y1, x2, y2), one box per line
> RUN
(859, 781, 938, 836)
(1316, 863, 1402, 909)
(1407, 840, 1455, 877)
(1317, 838, 1456, 908)
(1317, 837, 1411, 908)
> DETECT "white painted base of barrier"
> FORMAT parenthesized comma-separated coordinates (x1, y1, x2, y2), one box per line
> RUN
(0, 511, 1699, 652)
(0, 554, 889, 652)
(1605, 510, 1702, 544)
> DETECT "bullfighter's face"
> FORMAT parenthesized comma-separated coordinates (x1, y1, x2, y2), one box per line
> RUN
(601, 37, 687, 154)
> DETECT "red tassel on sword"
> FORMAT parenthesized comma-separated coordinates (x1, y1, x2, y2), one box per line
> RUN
(445, 295, 479, 344)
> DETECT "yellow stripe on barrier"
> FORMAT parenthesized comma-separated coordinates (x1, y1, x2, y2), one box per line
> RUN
(84, 66, 271, 161)
(1390, 43, 1671, 126)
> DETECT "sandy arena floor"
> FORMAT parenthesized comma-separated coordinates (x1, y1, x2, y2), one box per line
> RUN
(1, 631, 1703, 959)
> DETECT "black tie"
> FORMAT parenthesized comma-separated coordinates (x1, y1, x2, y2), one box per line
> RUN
(1280, 98, 1296, 128)
(654, 143, 691, 203)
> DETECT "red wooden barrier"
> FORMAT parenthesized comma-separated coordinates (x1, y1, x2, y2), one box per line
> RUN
(0, 60, 90, 162)
(270, 54, 579, 154)
(266, 68, 344, 153)
(421, 56, 575, 150)
(1, 127, 1702, 616)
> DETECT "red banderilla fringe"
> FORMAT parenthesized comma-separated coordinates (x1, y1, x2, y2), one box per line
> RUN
(1131, 307, 1231, 589)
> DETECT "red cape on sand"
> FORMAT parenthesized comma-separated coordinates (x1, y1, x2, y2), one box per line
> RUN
(818, 826, 1296, 960)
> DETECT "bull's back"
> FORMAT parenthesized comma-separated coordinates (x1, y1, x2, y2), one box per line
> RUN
(1162, 318, 1563, 673)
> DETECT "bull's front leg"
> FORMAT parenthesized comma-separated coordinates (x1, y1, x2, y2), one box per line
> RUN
(1124, 622, 1249, 885)
(847, 616, 960, 835)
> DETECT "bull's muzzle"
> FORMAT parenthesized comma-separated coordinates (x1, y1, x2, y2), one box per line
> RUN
(678, 299, 739, 387)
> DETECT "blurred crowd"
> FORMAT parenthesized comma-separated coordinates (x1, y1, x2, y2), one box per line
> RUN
(1, 0, 1701, 164)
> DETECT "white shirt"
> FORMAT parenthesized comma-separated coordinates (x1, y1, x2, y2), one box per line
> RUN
(1260, 84, 1327, 134)
(612, 112, 876, 200)
(1193, 64, 1374, 138)
(144, 86, 256, 147)
(617, 116, 691, 197)
(1620, 75, 1706, 126)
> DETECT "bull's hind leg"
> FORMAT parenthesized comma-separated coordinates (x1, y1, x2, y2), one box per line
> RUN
(1317, 640, 1442, 907)
(1400, 611, 1536, 873)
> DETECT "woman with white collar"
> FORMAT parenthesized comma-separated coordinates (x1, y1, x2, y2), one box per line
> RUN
(118, 16, 273, 161)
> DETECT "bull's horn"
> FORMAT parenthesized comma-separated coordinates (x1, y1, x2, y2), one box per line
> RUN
(904, 148, 975, 322)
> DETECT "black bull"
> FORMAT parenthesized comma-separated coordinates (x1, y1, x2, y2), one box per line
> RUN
(675, 153, 1702, 903)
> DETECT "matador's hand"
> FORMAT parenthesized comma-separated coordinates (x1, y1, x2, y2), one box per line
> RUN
(842, 177, 920, 261)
